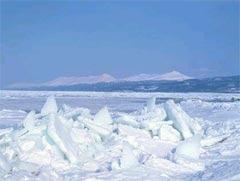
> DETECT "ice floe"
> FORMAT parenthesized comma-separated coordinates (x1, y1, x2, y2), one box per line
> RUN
(0, 96, 206, 180)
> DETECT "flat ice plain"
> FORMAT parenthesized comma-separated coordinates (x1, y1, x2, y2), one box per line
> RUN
(0, 90, 240, 180)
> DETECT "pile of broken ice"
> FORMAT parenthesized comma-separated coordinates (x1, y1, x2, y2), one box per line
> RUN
(0, 96, 204, 179)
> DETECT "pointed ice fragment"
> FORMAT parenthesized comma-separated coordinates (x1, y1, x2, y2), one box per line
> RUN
(41, 96, 58, 116)
(82, 119, 112, 138)
(164, 100, 193, 139)
(172, 134, 204, 171)
(159, 124, 181, 142)
(115, 114, 140, 128)
(0, 153, 11, 173)
(47, 114, 78, 163)
(120, 142, 138, 169)
(0, 128, 13, 137)
(147, 97, 156, 112)
(23, 111, 36, 131)
(174, 134, 201, 160)
(94, 106, 113, 125)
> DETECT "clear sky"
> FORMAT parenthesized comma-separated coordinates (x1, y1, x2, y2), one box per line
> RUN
(1, 1, 239, 87)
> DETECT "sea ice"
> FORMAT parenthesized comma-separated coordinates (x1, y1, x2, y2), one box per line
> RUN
(159, 123, 181, 142)
(147, 96, 156, 112)
(173, 134, 201, 160)
(94, 106, 113, 125)
(172, 134, 204, 171)
(120, 142, 138, 169)
(0, 96, 205, 180)
(41, 96, 58, 116)
(47, 114, 78, 163)
(0, 152, 11, 174)
(165, 100, 198, 139)
(22, 111, 36, 131)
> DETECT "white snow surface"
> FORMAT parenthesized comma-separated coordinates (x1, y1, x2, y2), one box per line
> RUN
(0, 91, 239, 180)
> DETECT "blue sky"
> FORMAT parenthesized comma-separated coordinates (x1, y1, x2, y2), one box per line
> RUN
(1, 1, 239, 87)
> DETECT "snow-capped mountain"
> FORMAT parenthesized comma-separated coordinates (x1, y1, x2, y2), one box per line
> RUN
(7, 71, 192, 88)
(7, 74, 116, 88)
(43, 74, 116, 86)
(6, 75, 240, 93)
(123, 71, 193, 82)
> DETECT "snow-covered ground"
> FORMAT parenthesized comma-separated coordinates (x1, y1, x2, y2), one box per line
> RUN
(0, 91, 239, 180)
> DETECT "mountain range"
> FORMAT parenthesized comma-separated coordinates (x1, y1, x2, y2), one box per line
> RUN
(8, 71, 192, 88)
(5, 71, 240, 93)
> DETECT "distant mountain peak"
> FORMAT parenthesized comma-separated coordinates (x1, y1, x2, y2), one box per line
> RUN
(7, 71, 193, 88)
(43, 74, 116, 86)
(157, 71, 193, 81)
(123, 71, 193, 82)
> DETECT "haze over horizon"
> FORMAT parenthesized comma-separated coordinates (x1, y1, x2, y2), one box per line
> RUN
(1, 1, 239, 88)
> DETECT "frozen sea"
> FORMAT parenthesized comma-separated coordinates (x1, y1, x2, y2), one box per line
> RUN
(0, 90, 240, 180)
